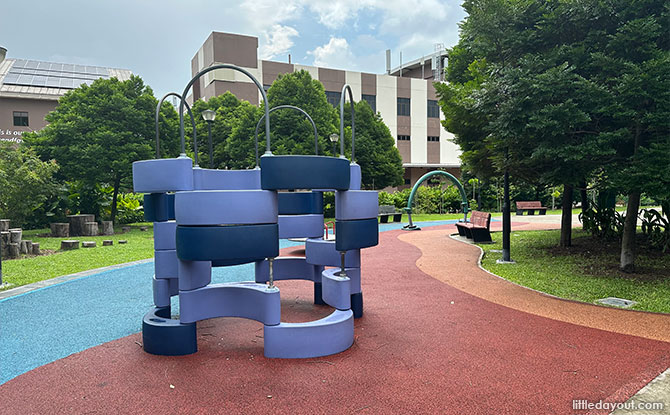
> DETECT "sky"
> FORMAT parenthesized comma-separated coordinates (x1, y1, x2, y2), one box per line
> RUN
(0, 0, 466, 98)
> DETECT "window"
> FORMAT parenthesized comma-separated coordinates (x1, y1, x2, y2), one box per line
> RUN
(404, 178, 411, 185)
(427, 100, 440, 118)
(263, 84, 271, 92)
(325, 91, 341, 107)
(362, 94, 376, 113)
(13, 111, 29, 126)
(397, 98, 410, 116)
(427, 136, 440, 142)
(397, 135, 410, 141)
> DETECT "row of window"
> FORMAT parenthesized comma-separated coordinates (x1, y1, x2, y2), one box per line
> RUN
(397, 135, 441, 142)
(13, 111, 29, 126)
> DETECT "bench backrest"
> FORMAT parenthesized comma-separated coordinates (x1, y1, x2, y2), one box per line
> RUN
(516, 201, 543, 209)
(379, 205, 396, 214)
(469, 210, 491, 228)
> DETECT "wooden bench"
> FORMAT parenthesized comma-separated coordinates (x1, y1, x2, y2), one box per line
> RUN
(378, 205, 402, 223)
(515, 201, 548, 215)
(455, 210, 492, 243)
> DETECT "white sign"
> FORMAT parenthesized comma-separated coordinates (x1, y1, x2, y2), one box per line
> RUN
(0, 128, 24, 143)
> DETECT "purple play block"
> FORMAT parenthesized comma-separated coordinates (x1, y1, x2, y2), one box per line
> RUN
(305, 238, 360, 267)
(278, 214, 324, 239)
(263, 310, 354, 358)
(179, 283, 280, 324)
(132, 157, 193, 193)
(154, 220, 177, 251)
(349, 163, 361, 190)
(321, 268, 351, 310)
(178, 260, 212, 291)
(193, 168, 261, 190)
(255, 257, 323, 283)
(335, 190, 379, 220)
(155, 250, 178, 279)
(153, 275, 178, 308)
(175, 190, 278, 225)
(323, 267, 360, 294)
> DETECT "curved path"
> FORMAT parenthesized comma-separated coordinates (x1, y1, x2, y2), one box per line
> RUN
(1, 221, 668, 414)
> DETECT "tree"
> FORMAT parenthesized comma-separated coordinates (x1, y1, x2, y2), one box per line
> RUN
(23, 76, 179, 222)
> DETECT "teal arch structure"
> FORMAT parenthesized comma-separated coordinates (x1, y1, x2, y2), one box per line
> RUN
(402, 170, 469, 230)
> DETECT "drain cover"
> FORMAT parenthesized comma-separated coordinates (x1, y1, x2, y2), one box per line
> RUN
(596, 297, 637, 308)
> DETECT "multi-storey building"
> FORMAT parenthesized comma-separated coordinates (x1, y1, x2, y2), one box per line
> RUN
(0, 46, 132, 144)
(189, 32, 461, 188)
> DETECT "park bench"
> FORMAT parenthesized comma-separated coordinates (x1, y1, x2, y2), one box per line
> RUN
(455, 210, 492, 243)
(378, 205, 402, 223)
(515, 201, 548, 215)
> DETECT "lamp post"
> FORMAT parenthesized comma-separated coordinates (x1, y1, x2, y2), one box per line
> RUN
(498, 148, 515, 264)
(201, 109, 216, 168)
(329, 133, 339, 156)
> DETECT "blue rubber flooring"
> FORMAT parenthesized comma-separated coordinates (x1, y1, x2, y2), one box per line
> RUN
(0, 220, 458, 384)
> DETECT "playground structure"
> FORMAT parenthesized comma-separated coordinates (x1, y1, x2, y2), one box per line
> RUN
(403, 170, 469, 230)
(132, 64, 378, 358)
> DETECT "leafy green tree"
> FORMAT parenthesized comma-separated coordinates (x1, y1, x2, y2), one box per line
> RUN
(24, 76, 179, 222)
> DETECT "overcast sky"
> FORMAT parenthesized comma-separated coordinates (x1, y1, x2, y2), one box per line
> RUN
(1, 0, 466, 98)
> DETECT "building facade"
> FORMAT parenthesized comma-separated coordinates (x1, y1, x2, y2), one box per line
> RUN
(189, 32, 461, 188)
(0, 47, 132, 144)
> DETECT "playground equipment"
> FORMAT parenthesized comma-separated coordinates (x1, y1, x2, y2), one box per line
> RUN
(402, 170, 469, 231)
(133, 65, 378, 358)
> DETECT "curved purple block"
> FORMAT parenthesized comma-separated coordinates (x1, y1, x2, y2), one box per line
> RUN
(321, 268, 351, 310)
(349, 163, 361, 190)
(335, 190, 379, 220)
(175, 190, 278, 225)
(153, 276, 179, 307)
(132, 158, 194, 193)
(154, 220, 177, 251)
(305, 238, 360, 267)
(178, 260, 212, 291)
(263, 310, 354, 358)
(179, 283, 280, 324)
(255, 257, 323, 283)
(193, 168, 261, 190)
(155, 250, 178, 279)
(278, 214, 324, 239)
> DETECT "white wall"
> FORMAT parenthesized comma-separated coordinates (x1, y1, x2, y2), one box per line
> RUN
(294, 64, 319, 80)
(440, 104, 461, 165)
(410, 78, 427, 164)
(376, 74, 397, 140)
(345, 71, 362, 101)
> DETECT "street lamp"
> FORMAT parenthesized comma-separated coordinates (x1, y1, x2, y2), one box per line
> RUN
(329, 133, 339, 156)
(201, 109, 216, 168)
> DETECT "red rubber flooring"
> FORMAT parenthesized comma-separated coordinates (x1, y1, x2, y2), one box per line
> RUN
(1, 225, 669, 414)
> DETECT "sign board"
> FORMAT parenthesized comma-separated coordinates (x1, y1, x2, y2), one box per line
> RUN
(0, 128, 24, 143)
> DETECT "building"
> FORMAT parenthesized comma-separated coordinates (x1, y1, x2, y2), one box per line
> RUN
(0, 46, 132, 144)
(189, 32, 461, 188)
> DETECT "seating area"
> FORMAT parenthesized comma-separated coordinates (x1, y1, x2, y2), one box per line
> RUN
(378, 205, 402, 223)
(455, 210, 492, 243)
(515, 201, 548, 215)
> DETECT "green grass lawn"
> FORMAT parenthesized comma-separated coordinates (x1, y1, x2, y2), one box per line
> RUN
(477, 229, 670, 313)
(1, 223, 155, 289)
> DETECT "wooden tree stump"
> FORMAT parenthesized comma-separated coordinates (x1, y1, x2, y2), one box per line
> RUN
(140, 226, 148, 231)
(8, 243, 20, 258)
(102, 240, 113, 246)
(20, 240, 32, 255)
(121, 226, 131, 233)
(31, 242, 40, 255)
(9, 229, 22, 244)
(0, 219, 10, 232)
(83, 222, 99, 237)
(101, 221, 114, 236)
(82, 241, 96, 248)
(0, 231, 9, 257)
(118, 240, 128, 244)
(60, 240, 80, 250)
(67, 214, 95, 236)
(50, 223, 70, 237)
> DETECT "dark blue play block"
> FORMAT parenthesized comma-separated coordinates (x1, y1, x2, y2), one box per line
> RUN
(335, 218, 379, 251)
(260, 155, 350, 190)
(144, 193, 175, 222)
(176, 223, 279, 263)
(278, 191, 324, 215)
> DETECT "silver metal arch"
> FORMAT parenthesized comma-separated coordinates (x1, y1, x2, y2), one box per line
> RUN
(253, 105, 319, 167)
(155, 92, 196, 159)
(339, 84, 356, 162)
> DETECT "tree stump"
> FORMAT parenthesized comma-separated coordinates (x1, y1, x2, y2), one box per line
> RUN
(31, 242, 40, 255)
(20, 240, 32, 255)
(118, 240, 128, 244)
(82, 241, 96, 248)
(8, 243, 20, 258)
(102, 240, 113, 246)
(0, 219, 10, 232)
(101, 221, 114, 236)
(60, 240, 80, 250)
(0, 231, 9, 257)
(67, 214, 95, 236)
(50, 223, 70, 237)
(140, 226, 148, 231)
(83, 222, 99, 237)
(9, 229, 22, 244)
(121, 226, 131, 233)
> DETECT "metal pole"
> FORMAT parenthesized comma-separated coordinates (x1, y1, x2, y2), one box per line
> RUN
(268, 257, 275, 289)
(207, 121, 213, 169)
(339, 252, 347, 278)
(502, 168, 512, 262)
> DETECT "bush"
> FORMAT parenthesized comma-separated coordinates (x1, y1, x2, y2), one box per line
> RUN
(378, 185, 465, 214)
(116, 193, 145, 224)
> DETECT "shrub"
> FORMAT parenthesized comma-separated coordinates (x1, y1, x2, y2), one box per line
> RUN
(116, 193, 145, 224)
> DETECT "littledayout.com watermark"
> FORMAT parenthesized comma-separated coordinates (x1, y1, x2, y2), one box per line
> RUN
(573, 399, 665, 412)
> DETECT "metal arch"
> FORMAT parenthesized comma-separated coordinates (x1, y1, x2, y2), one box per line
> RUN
(253, 105, 319, 168)
(339, 84, 356, 162)
(403, 170, 469, 230)
(179, 64, 271, 165)
(155, 92, 196, 159)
